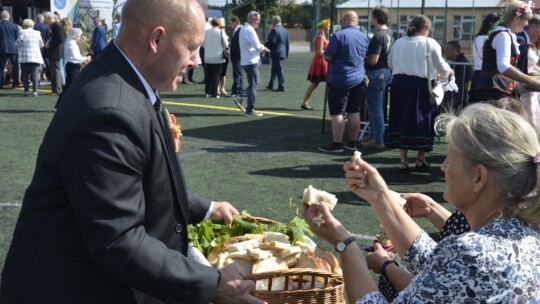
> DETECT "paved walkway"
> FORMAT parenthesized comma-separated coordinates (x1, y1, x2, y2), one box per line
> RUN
(290, 41, 310, 53)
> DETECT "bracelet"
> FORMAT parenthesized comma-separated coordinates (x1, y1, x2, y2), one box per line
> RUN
(380, 260, 398, 281)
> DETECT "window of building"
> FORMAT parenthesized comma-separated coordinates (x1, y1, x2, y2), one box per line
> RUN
(429, 16, 446, 41)
(453, 16, 475, 40)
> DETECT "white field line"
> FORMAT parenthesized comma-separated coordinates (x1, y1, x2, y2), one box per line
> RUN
(0, 202, 22, 207)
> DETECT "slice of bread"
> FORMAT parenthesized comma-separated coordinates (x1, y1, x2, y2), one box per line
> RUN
(252, 257, 289, 291)
(262, 232, 289, 244)
(302, 185, 337, 211)
(252, 256, 288, 274)
(295, 251, 332, 273)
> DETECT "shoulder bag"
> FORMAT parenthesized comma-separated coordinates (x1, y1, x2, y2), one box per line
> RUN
(221, 29, 229, 60)
(425, 39, 444, 106)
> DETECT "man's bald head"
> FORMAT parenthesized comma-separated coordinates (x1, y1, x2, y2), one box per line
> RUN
(342, 11, 359, 26)
(119, 0, 205, 41)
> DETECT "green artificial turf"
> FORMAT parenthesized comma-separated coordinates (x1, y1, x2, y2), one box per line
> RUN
(0, 43, 451, 286)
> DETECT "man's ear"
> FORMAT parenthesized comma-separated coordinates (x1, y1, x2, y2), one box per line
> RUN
(149, 26, 166, 53)
(473, 164, 489, 193)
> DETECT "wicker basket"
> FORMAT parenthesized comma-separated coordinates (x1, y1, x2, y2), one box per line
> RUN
(244, 268, 345, 304)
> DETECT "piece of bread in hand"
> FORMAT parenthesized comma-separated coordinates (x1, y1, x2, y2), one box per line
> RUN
(351, 151, 368, 188)
(376, 225, 393, 248)
(302, 185, 338, 227)
(302, 185, 338, 211)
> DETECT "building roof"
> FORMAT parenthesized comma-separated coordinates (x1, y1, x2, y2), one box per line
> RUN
(337, 0, 499, 9)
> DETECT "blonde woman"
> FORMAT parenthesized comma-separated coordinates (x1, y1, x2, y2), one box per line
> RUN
(17, 19, 44, 96)
(301, 19, 330, 110)
(477, 0, 540, 100)
(203, 17, 228, 98)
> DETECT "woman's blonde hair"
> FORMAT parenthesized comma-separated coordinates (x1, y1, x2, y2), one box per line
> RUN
(61, 18, 73, 37)
(22, 19, 34, 29)
(317, 18, 330, 29)
(499, 0, 534, 21)
(437, 103, 540, 229)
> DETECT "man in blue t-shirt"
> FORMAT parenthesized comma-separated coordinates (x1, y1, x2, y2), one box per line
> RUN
(318, 11, 368, 153)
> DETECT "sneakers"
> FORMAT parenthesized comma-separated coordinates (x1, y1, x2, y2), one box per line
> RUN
(245, 110, 263, 117)
(318, 142, 344, 153)
(344, 141, 358, 151)
(33, 92, 38, 97)
(233, 97, 245, 112)
(361, 139, 385, 149)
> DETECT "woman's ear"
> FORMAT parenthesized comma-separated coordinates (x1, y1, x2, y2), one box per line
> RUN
(473, 164, 489, 193)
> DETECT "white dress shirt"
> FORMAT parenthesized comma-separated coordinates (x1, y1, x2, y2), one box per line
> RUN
(239, 22, 264, 66)
(64, 38, 87, 64)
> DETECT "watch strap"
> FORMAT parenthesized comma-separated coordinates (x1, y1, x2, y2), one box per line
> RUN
(380, 260, 398, 281)
(336, 236, 356, 252)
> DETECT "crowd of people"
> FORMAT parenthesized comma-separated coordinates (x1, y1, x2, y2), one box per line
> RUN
(0, 9, 107, 107)
(1, 0, 540, 303)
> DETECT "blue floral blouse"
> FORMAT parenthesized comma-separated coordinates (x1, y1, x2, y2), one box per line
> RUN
(357, 218, 540, 303)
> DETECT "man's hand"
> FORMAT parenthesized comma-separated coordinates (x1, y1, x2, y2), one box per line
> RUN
(212, 263, 267, 304)
(210, 201, 239, 226)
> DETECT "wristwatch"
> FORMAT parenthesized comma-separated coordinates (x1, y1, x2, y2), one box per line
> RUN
(335, 236, 356, 253)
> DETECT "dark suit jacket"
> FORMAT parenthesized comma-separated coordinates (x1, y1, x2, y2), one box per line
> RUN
(46, 21, 65, 60)
(91, 24, 107, 56)
(34, 22, 49, 45)
(0, 20, 19, 55)
(266, 24, 289, 60)
(516, 31, 529, 74)
(0, 43, 220, 304)
(230, 26, 242, 62)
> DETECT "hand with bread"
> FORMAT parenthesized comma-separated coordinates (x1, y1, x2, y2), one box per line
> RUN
(344, 154, 390, 204)
(302, 200, 350, 247)
(212, 263, 267, 304)
(210, 201, 240, 226)
(343, 156, 422, 258)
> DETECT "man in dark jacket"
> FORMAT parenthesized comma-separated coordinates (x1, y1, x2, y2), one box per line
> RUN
(44, 11, 65, 94)
(91, 16, 107, 58)
(444, 40, 473, 110)
(0, 10, 20, 88)
(229, 16, 243, 97)
(0, 0, 264, 303)
(265, 15, 289, 91)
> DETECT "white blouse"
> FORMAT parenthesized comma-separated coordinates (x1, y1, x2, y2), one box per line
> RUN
(64, 38, 87, 64)
(389, 36, 451, 81)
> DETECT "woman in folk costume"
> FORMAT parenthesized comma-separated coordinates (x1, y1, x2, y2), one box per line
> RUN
(477, 0, 540, 101)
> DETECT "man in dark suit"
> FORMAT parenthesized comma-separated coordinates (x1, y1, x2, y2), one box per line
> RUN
(444, 40, 473, 111)
(0, 0, 263, 303)
(91, 15, 107, 58)
(516, 16, 540, 74)
(44, 11, 65, 94)
(229, 16, 243, 97)
(34, 13, 50, 82)
(265, 15, 289, 92)
(0, 10, 20, 88)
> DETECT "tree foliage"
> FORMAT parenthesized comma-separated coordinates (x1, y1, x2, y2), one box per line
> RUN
(225, 0, 347, 29)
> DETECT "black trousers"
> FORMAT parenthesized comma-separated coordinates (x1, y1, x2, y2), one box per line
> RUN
(55, 62, 81, 109)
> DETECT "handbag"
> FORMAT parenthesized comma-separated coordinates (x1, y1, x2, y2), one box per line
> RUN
(220, 30, 229, 60)
(425, 40, 444, 106)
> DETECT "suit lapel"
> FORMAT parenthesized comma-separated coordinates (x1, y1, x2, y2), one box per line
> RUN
(102, 44, 191, 246)
(153, 105, 190, 226)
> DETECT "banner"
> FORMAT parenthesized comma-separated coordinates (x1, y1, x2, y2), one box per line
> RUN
(50, 0, 80, 23)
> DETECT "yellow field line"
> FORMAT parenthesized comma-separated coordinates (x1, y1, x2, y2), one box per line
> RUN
(162, 100, 320, 119)
(11, 87, 322, 119)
